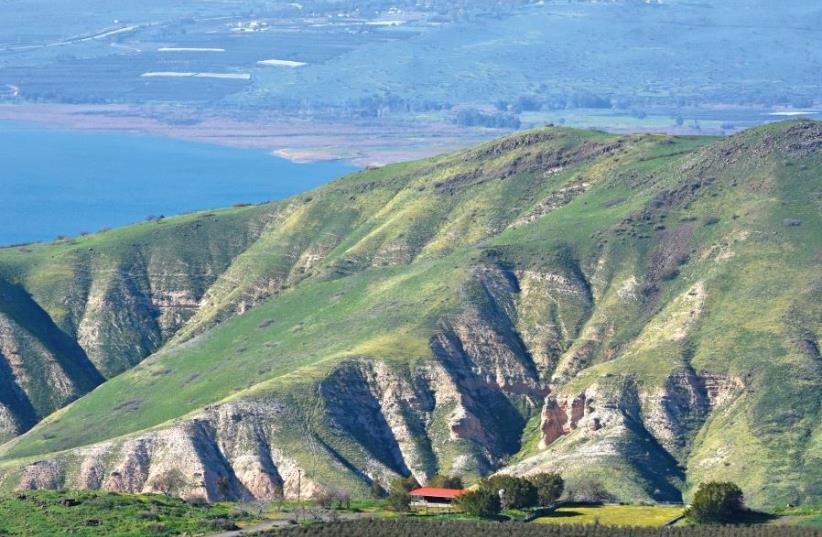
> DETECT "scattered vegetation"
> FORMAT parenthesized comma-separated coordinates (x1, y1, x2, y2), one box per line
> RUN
(0, 490, 244, 537)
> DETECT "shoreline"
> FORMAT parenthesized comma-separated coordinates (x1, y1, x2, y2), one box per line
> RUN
(0, 103, 495, 167)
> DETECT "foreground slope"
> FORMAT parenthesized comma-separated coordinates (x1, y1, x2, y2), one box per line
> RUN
(0, 122, 819, 508)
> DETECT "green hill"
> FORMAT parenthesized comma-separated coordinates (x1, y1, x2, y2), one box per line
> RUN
(0, 121, 819, 509)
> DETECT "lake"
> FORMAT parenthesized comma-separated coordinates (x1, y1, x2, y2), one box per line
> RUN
(0, 121, 357, 245)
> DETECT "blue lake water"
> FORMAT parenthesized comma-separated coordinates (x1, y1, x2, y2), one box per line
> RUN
(0, 121, 357, 245)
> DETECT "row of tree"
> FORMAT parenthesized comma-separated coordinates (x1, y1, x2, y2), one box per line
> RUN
(456, 473, 564, 517)
(385, 472, 564, 517)
(383, 474, 750, 524)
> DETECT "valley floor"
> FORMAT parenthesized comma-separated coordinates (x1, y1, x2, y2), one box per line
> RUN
(1, 491, 820, 537)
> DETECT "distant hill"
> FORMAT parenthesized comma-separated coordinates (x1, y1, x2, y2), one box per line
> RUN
(0, 121, 819, 508)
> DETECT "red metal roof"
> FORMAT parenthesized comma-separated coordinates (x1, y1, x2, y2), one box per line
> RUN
(409, 487, 466, 498)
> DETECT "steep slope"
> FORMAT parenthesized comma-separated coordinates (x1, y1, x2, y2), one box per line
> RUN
(0, 121, 819, 508)
(0, 205, 278, 441)
(0, 279, 102, 443)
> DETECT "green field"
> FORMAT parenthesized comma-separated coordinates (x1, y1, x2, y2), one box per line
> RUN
(534, 504, 684, 527)
(771, 506, 822, 528)
(0, 490, 818, 536)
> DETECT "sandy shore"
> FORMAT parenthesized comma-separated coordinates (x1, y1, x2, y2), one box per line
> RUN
(0, 103, 497, 167)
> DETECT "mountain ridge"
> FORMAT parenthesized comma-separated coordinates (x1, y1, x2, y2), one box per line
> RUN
(0, 121, 819, 508)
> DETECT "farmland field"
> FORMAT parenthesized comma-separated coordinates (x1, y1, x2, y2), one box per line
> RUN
(0, 1, 819, 164)
(534, 505, 685, 527)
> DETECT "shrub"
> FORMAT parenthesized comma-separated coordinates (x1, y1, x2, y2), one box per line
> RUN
(135, 511, 157, 520)
(149, 469, 187, 496)
(386, 479, 412, 512)
(455, 488, 501, 518)
(528, 473, 564, 506)
(485, 475, 538, 509)
(573, 479, 617, 503)
(428, 474, 464, 489)
(201, 518, 239, 531)
(394, 475, 420, 492)
(688, 481, 745, 523)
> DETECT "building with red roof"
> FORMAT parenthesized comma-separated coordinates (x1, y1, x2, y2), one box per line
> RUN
(409, 487, 466, 505)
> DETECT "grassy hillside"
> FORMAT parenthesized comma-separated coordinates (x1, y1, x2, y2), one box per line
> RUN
(0, 490, 243, 536)
(0, 121, 819, 509)
(0, 203, 276, 442)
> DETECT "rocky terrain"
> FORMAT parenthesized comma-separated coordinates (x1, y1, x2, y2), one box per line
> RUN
(0, 121, 819, 508)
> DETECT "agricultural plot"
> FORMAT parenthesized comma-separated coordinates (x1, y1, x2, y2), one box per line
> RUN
(533, 505, 685, 527)
(268, 519, 822, 537)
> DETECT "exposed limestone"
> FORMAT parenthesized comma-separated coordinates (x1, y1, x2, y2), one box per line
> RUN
(641, 370, 744, 458)
(515, 268, 593, 376)
(616, 276, 640, 302)
(19, 459, 64, 491)
(633, 281, 706, 350)
(512, 179, 591, 227)
(15, 400, 318, 501)
(0, 307, 97, 439)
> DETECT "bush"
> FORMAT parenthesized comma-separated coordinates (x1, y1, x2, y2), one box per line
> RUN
(201, 518, 239, 531)
(528, 473, 564, 506)
(428, 474, 464, 489)
(485, 475, 538, 509)
(455, 488, 501, 518)
(386, 479, 412, 512)
(572, 479, 617, 503)
(689, 482, 745, 523)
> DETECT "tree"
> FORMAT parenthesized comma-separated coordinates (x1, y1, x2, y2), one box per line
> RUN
(395, 475, 420, 492)
(386, 478, 412, 512)
(428, 474, 464, 489)
(485, 475, 538, 510)
(316, 488, 351, 510)
(150, 469, 187, 496)
(216, 475, 231, 499)
(455, 488, 501, 518)
(689, 482, 745, 523)
(529, 473, 564, 506)
(573, 479, 617, 503)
